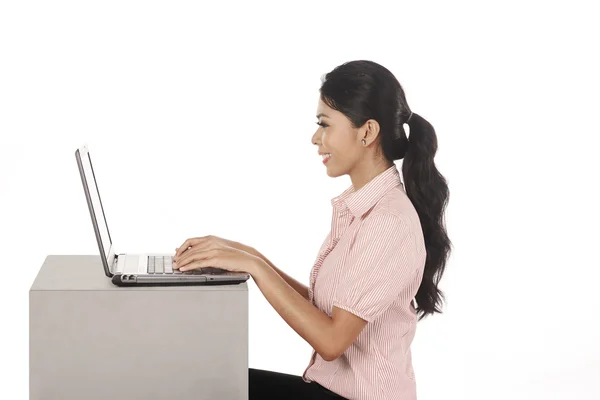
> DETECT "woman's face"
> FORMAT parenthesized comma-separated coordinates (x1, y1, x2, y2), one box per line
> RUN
(312, 98, 363, 177)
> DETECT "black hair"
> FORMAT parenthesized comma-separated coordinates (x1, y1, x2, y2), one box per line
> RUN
(319, 60, 452, 320)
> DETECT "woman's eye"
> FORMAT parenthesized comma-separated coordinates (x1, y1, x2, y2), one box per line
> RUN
(316, 121, 328, 128)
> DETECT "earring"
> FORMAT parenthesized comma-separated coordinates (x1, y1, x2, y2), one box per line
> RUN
(361, 139, 366, 145)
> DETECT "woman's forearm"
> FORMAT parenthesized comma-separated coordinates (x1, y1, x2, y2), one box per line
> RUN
(241, 245, 310, 301)
(248, 259, 336, 361)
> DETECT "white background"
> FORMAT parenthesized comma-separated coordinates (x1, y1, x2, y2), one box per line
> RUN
(1, 1, 599, 399)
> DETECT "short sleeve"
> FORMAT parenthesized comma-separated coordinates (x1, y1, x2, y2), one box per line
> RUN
(332, 213, 416, 323)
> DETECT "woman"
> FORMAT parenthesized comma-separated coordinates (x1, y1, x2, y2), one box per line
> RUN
(172, 60, 451, 400)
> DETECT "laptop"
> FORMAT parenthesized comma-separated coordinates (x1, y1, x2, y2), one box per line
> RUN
(75, 144, 251, 286)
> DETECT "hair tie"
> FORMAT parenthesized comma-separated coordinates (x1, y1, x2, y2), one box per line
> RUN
(403, 112, 413, 142)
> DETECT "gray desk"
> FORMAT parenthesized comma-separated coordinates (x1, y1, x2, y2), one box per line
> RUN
(29, 255, 248, 400)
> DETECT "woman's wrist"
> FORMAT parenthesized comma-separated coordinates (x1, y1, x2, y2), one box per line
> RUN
(238, 243, 260, 258)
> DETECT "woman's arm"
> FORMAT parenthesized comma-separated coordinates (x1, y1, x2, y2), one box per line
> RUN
(247, 259, 367, 362)
(241, 245, 310, 301)
(248, 259, 337, 361)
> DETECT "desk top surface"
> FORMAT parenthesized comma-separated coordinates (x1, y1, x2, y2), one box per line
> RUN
(30, 255, 249, 291)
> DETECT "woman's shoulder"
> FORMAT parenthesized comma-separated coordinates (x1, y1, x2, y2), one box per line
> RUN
(369, 187, 420, 225)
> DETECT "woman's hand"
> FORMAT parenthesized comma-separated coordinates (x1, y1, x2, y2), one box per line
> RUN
(173, 235, 264, 274)
(175, 235, 253, 258)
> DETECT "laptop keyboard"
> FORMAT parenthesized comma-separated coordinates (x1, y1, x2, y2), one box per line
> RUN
(147, 256, 181, 274)
(146, 256, 234, 275)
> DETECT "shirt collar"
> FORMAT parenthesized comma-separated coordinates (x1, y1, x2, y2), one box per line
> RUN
(331, 164, 403, 218)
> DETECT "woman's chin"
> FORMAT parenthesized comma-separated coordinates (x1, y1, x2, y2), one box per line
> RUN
(326, 164, 343, 177)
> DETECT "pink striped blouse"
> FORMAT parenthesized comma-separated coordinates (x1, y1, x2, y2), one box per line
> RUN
(302, 164, 426, 400)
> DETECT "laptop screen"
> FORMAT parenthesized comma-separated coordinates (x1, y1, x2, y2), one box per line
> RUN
(79, 149, 112, 263)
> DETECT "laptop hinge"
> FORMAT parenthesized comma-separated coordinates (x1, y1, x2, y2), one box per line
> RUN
(110, 254, 118, 275)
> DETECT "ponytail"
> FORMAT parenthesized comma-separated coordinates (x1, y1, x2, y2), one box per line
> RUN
(403, 113, 452, 320)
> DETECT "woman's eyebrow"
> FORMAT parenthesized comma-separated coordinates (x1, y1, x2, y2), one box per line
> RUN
(316, 113, 330, 119)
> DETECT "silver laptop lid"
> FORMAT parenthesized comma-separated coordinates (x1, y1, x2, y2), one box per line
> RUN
(75, 145, 116, 277)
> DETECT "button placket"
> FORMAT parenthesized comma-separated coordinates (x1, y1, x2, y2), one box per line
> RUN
(309, 237, 340, 306)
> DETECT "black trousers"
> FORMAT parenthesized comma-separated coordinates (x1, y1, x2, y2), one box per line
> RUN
(249, 368, 347, 399)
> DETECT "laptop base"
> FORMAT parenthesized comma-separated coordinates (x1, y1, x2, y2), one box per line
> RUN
(112, 274, 247, 286)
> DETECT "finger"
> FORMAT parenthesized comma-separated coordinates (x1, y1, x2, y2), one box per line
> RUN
(176, 248, 214, 268)
(175, 241, 186, 258)
(175, 239, 194, 258)
(175, 240, 216, 263)
(175, 237, 203, 258)
(179, 250, 219, 271)
(176, 245, 192, 259)
(175, 244, 196, 264)
(178, 259, 210, 272)
(176, 248, 218, 269)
